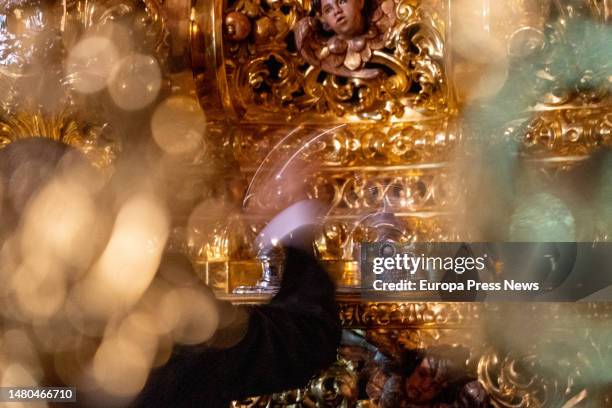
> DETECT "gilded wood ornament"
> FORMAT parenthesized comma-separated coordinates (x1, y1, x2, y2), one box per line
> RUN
(206, 0, 449, 121)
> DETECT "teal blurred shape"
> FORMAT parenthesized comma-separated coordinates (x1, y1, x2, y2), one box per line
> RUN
(510, 193, 576, 242)
(599, 153, 612, 232)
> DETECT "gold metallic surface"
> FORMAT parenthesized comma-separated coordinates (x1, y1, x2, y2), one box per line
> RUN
(183, 0, 612, 406)
(0, 0, 173, 163)
(191, 0, 449, 122)
(1, 0, 611, 406)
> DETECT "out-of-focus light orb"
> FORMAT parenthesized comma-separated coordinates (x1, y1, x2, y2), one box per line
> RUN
(13, 259, 67, 321)
(510, 193, 576, 241)
(53, 337, 98, 390)
(1, 364, 41, 389)
(108, 54, 162, 110)
(161, 287, 219, 345)
(92, 334, 151, 397)
(451, 0, 510, 101)
(151, 96, 206, 155)
(32, 319, 81, 353)
(452, 0, 507, 63)
(65, 36, 119, 94)
(117, 312, 160, 362)
(600, 154, 612, 228)
(20, 180, 98, 270)
(1, 330, 41, 374)
(456, 58, 509, 101)
(85, 195, 169, 315)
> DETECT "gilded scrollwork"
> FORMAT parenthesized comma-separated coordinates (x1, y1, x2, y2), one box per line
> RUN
(222, 0, 448, 121)
(243, 168, 462, 214)
(229, 305, 612, 407)
(232, 358, 360, 407)
(492, 0, 612, 110)
(508, 108, 612, 158)
(182, 212, 462, 268)
(0, 0, 62, 79)
(60, 0, 170, 61)
(0, 0, 170, 159)
(232, 121, 459, 168)
(0, 110, 118, 169)
(338, 303, 612, 329)
(0, 0, 169, 82)
(339, 302, 478, 328)
(478, 349, 578, 408)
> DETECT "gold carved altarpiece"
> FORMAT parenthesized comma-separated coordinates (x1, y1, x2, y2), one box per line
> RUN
(0, 0, 611, 406)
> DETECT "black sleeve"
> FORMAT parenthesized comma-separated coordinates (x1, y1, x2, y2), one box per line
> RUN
(219, 246, 342, 399)
(133, 247, 341, 408)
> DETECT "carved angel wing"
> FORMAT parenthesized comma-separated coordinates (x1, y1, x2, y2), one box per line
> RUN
(294, 17, 324, 68)
(370, 0, 397, 49)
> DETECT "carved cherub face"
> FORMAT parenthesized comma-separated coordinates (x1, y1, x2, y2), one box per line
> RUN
(404, 358, 446, 403)
(317, 0, 365, 39)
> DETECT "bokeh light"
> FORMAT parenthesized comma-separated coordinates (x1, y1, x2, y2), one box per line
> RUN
(65, 36, 119, 94)
(151, 96, 206, 155)
(92, 332, 152, 397)
(20, 179, 100, 270)
(75, 194, 169, 319)
(108, 54, 162, 111)
(599, 153, 612, 232)
(12, 258, 67, 321)
(160, 287, 219, 345)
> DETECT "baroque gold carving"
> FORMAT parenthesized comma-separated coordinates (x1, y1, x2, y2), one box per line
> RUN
(233, 121, 459, 168)
(338, 302, 612, 329)
(339, 302, 479, 328)
(511, 108, 612, 159)
(244, 168, 462, 213)
(229, 304, 612, 407)
(220, 0, 448, 121)
(0, 0, 171, 164)
(180, 213, 462, 268)
(60, 0, 169, 61)
(0, 110, 118, 169)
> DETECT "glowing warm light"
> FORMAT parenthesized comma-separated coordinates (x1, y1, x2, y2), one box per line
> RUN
(0, 238, 21, 299)
(92, 334, 152, 397)
(116, 312, 160, 361)
(20, 179, 99, 270)
(1, 362, 41, 389)
(151, 96, 206, 155)
(65, 36, 119, 94)
(451, 0, 510, 101)
(108, 54, 162, 110)
(1, 364, 48, 408)
(1, 330, 41, 378)
(161, 287, 219, 345)
(77, 195, 169, 318)
(31, 319, 81, 353)
(12, 258, 67, 321)
(458, 58, 509, 101)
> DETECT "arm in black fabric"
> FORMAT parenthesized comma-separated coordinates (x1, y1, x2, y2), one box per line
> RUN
(224, 246, 341, 399)
(133, 246, 341, 408)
